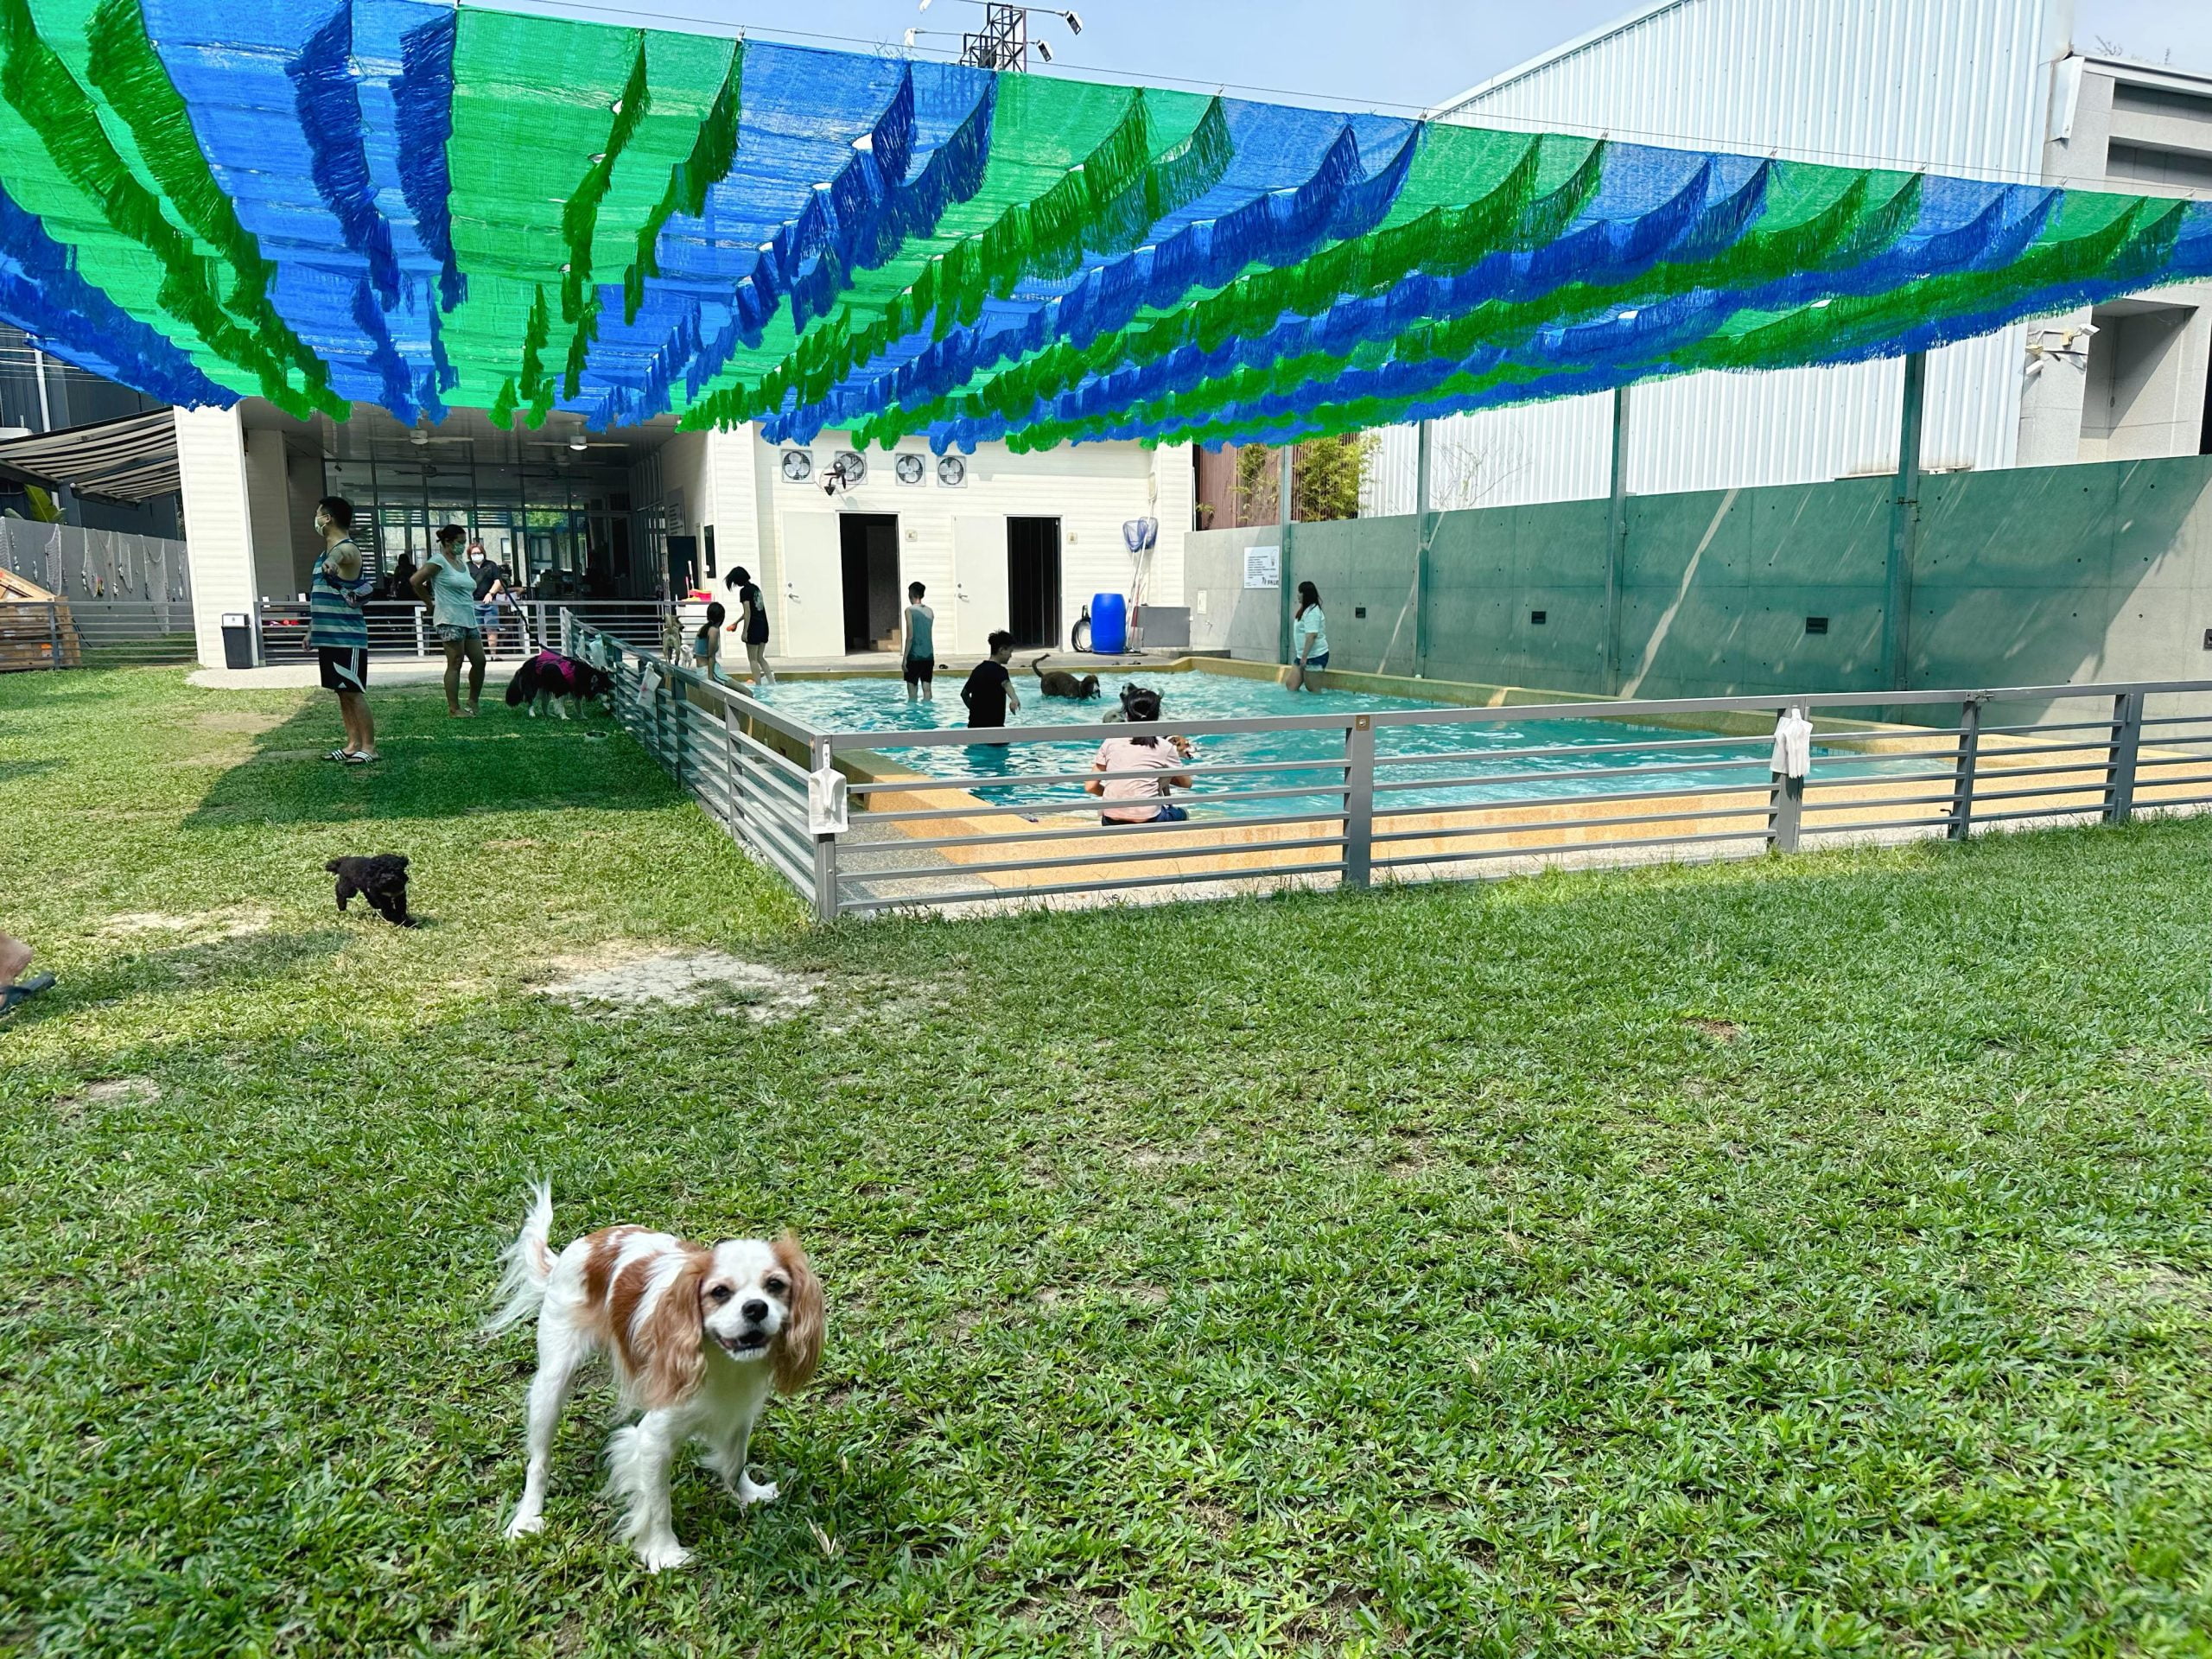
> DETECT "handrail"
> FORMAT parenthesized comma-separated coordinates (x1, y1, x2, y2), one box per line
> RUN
(569, 616, 2212, 925)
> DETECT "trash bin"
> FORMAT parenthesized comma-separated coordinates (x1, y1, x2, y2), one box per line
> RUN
(221, 612, 255, 670)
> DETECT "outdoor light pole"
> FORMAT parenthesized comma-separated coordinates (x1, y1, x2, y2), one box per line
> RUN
(1884, 350, 1928, 696)
(917, 0, 1084, 71)
(1413, 419, 1433, 679)
(1605, 386, 1631, 694)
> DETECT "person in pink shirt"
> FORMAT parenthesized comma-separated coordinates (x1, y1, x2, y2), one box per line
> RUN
(1085, 685, 1194, 823)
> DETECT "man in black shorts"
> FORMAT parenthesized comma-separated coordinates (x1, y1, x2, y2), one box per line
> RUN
(900, 581, 935, 702)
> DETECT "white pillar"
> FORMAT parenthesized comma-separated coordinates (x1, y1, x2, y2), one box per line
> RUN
(1147, 441, 1193, 607)
(176, 404, 263, 668)
(2016, 306, 2093, 467)
(243, 428, 301, 601)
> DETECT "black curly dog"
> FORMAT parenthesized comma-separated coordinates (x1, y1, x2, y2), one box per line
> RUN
(327, 855, 416, 927)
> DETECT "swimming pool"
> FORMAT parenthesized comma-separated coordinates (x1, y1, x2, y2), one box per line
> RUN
(751, 670, 1883, 815)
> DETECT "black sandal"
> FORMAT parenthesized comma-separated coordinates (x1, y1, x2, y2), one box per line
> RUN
(0, 973, 54, 1014)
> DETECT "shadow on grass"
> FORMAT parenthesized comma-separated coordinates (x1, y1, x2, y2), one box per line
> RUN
(0, 757, 60, 786)
(184, 687, 672, 830)
(14, 926, 357, 1027)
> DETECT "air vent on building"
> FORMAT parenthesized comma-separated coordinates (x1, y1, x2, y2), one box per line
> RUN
(1805, 616, 1829, 635)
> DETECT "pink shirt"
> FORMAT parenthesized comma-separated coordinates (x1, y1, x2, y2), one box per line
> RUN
(1093, 736, 1185, 822)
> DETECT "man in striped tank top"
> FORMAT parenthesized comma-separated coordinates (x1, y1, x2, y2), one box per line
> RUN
(308, 495, 378, 764)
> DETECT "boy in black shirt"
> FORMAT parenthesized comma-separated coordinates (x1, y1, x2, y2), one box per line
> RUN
(960, 631, 1020, 731)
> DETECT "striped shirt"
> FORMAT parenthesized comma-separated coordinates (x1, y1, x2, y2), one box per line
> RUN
(308, 538, 372, 650)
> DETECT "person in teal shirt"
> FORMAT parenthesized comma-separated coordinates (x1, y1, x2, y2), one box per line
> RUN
(1291, 581, 1329, 690)
(900, 581, 937, 702)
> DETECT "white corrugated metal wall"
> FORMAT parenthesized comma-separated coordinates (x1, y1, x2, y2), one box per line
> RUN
(1366, 0, 2069, 514)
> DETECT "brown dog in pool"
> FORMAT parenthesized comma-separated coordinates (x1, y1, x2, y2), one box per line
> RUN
(1029, 655, 1101, 699)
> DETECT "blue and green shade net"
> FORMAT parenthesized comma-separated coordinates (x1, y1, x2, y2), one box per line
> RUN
(0, 0, 2205, 452)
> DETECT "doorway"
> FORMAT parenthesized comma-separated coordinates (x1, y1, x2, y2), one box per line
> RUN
(839, 512, 902, 652)
(1007, 516, 1061, 649)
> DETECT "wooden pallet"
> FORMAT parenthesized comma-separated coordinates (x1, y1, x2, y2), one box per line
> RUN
(0, 566, 82, 670)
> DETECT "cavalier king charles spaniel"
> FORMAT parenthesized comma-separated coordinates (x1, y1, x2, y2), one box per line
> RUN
(486, 1185, 823, 1571)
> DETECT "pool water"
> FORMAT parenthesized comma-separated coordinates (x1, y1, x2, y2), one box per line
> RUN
(752, 670, 1856, 816)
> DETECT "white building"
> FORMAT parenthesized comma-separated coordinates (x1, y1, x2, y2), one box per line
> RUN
(179, 397, 1191, 669)
(1367, 0, 2212, 514)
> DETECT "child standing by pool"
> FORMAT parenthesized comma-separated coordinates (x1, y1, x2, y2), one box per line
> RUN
(900, 582, 935, 702)
(960, 631, 1020, 731)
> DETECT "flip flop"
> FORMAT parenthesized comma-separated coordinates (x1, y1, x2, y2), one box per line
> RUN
(343, 750, 381, 765)
(324, 748, 355, 762)
(0, 973, 54, 1014)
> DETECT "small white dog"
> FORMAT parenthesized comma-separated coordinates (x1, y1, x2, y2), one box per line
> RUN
(486, 1185, 823, 1571)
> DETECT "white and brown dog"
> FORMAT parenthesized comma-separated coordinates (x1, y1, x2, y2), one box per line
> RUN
(486, 1185, 823, 1571)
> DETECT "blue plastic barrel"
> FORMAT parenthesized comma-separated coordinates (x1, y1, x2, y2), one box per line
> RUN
(1089, 592, 1127, 654)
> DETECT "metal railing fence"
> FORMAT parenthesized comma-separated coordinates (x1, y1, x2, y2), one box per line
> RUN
(256, 597, 671, 664)
(569, 615, 2212, 922)
(575, 619, 823, 897)
(3, 599, 197, 670)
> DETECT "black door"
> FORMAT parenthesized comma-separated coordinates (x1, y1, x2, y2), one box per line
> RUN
(665, 534, 697, 599)
(838, 513, 902, 652)
(1007, 516, 1060, 649)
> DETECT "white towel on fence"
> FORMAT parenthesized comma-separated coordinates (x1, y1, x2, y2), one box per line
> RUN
(808, 767, 849, 836)
(1770, 707, 1813, 779)
(635, 665, 661, 707)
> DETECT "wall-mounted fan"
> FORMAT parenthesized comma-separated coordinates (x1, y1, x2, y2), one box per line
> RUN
(823, 451, 868, 495)
(780, 449, 813, 483)
(936, 454, 967, 488)
(893, 453, 925, 486)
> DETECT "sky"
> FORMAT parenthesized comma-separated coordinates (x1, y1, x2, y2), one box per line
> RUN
(497, 0, 2212, 114)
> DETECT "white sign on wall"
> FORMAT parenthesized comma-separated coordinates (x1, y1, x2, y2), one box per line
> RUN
(1243, 544, 1281, 589)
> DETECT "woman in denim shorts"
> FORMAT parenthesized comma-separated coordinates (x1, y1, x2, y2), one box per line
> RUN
(411, 525, 486, 715)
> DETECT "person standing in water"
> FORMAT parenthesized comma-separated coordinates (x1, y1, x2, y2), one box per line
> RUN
(411, 524, 486, 716)
(308, 495, 378, 764)
(900, 581, 936, 702)
(1289, 580, 1329, 690)
(724, 566, 772, 684)
(960, 631, 1020, 731)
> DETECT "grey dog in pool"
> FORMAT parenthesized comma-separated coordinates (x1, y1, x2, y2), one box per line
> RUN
(1030, 655, 1101, 699)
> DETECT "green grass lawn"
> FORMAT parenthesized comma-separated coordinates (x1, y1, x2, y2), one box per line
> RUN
(5, 666, 2212, 1657)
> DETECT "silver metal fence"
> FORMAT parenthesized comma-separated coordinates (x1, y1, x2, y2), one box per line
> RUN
(575, 619, 822, 895)
(2, 598, 196, 670)
(257, 597, 671, 664)
(570, 616, 2212, 922)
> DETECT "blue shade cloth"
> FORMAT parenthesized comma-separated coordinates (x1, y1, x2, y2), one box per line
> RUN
(0, 180, 232, 405)
(0, 5, 2204, 451)
(142, 0, 440, 418)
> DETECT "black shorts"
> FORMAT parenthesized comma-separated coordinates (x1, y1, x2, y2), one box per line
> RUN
(902, 656, 934, 684)
(745, 625, 770, 647)
(317, 645, 368, 693)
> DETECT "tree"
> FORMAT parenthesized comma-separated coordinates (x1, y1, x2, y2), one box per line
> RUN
(1233, 432, 1375, 524)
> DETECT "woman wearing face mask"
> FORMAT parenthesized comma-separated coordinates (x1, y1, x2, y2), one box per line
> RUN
(410, 524, 486, 716)
(308, 495, 378, 763)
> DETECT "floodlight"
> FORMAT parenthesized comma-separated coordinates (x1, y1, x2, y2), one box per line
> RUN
(1035, 38, 1052, 61)
(1064, 10, 1083, 33)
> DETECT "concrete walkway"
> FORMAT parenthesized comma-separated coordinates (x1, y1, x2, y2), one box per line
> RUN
(188, 646, 1218, 692)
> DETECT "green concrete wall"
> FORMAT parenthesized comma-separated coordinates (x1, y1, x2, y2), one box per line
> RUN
(1184, 455, 2212, 705)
